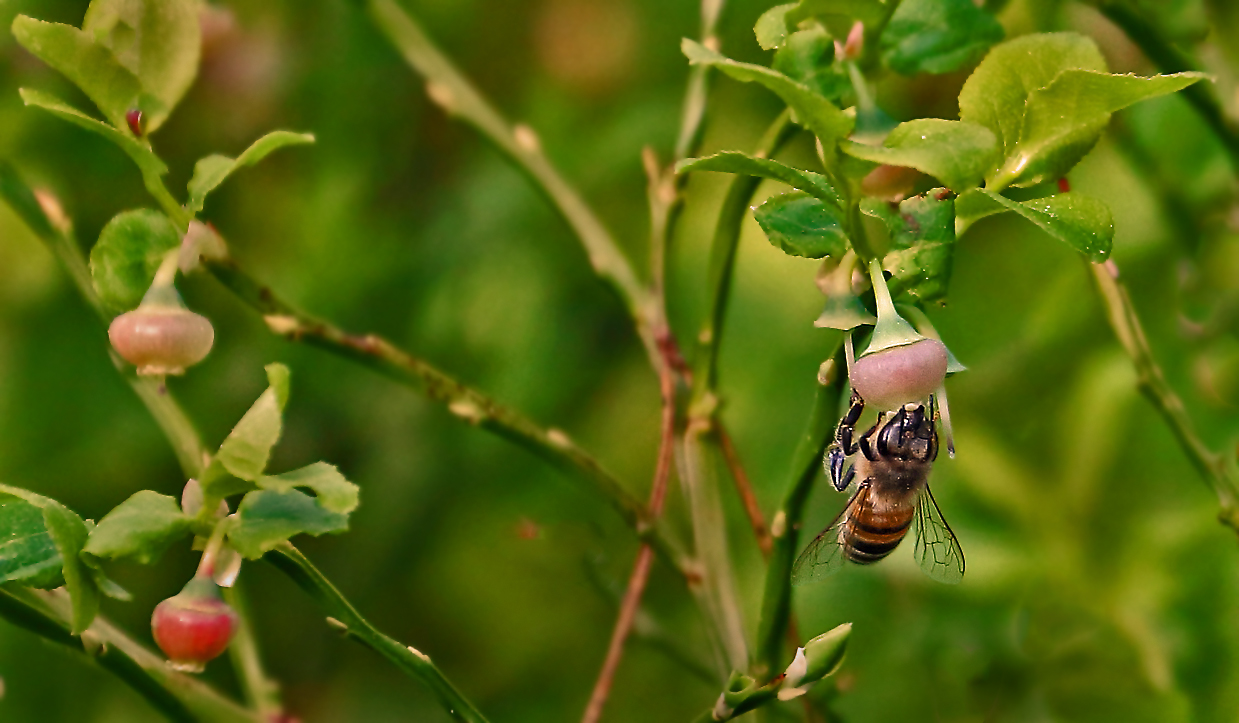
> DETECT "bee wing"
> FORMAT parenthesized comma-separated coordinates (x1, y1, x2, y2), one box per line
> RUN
(790, 485, 866, 586)
(912, 482, 965, 584)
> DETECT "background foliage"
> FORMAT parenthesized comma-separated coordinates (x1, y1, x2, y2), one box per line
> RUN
(2, 0, 1239, 721)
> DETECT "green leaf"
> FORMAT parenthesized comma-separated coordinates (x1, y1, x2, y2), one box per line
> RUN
(0, 493, 64, 589)
(88, 209, 180, 312)
(773, 27, 851, 102)
(881, 0, 1004, 75)
(18, 88, 168, 181)
(842, 119, 998, 191)
(227, 490, 351, 559)
(201, 364, 293, 499)
(11, 15, 141, 130)
(863, 191, 957, 302)
(186, 131, 317, 217)
(0, 484, 98, 634)
(257, 463, 360, 516)
(755, 3, 799, 50)
(993, 70, 1207, 188)
(967, 188, 1114, 262)
(959, 33, 1106, 164)
(793, 0, 888, 30)
(82, 0, 202, 133)
(82, 491, 191, 565)
(676, 152, 843, 207)
(754, 192, 849, 259)
(682, 38, 853, 152)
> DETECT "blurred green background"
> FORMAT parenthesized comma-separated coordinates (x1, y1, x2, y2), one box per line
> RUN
(3, 0, 1239, 721)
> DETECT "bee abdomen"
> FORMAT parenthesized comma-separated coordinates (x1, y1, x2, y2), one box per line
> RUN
(843, 514, 912, 565)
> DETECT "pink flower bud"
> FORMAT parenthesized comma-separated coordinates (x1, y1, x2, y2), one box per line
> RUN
(109, 306, 214, 376)
(850, 338, 947, 410)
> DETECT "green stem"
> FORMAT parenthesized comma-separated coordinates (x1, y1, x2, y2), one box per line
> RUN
(691, 111, 796, 406)
(1089, 261, 1239, 531)
(752, 344, 845, 681)
(365, 0, 654, 352)
(678, 427, 750, 674)
(675, 0, 727, 159)
(1094, 1, 1239, 172)
(265, 543, 490, 723)
(0, 587, 261, 723)
(223, 584, 284, 718)
(203, 258, 690, 575)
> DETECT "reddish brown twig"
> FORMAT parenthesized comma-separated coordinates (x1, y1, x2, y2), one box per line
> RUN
(580, 362, 677, 723)
(717, 426, 773, 558)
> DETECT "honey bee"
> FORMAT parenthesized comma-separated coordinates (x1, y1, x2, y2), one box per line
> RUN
(791, 390, 964, 585)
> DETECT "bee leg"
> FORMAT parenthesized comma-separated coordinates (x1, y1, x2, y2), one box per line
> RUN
(833, 462, 856, 492)
(835, 388, 866, 456)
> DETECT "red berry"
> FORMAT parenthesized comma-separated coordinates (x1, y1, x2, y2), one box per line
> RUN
(1057, 177, 1070, 193)
(152, 577, 238, 672)
(109, 306, 214, 376)
(850, 337, 947, 410)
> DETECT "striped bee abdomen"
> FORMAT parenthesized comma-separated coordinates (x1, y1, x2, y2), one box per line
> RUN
(842, 507, 913, 565)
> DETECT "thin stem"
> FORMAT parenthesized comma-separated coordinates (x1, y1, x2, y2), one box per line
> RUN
(1088, 260, 1239, 531)
(0, 587, 260, 723)
(752, 347, 845, 681)
(1093, 1, 1239, 171)
(264, 542, 490, 723)
(691, 110, 797, 406)
(202, 257, 691, 576)
(675, 0, 727, 160)
(365, 0, 655, 355)
(580, 364, 677, 723)
(223, 584, 283, 718)
(717, 427, 773, 558)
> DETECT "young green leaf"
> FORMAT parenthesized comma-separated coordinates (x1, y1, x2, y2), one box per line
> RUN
(754, 192, 849, 259)
(863, 191, 956, 302)
(842, 119, 998, 191)
(257, 463, 360, 516)
(11, 15, 141, 131)
(964, 188, 1114, 261)
(682, 39, 854, 152)
(0, 484, 99, 634)
(227, 490, 351, 559)
(992, 70, 1206, 188)
(200, 364, 293, 499)
(18, 88, 168, 182)
(959, 33, 1106, 163)
(82, 0, 202, 133)
(773, 27, 851, 102)
(881, 0, 1004, 75)
(755, 3, 799, 50)
(186, 131, 317, 217)
(677, 152, 843, 208)
(82, 491, 192, 565)
(89, 209, 180, 312)
(0, 493, 65, 589)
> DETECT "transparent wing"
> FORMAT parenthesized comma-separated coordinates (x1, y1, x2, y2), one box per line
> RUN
(790, 486, 866, 586)
(913, 483, 965, 584)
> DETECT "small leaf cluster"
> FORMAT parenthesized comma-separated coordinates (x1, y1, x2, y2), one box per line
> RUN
(0, 363, 359, 635)
(86, 364, 361, 564)
(678, 4, 1205, 331)
(12, 0, 312, 313)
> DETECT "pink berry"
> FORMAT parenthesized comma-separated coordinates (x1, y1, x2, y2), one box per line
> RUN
(152, 577, 238, 672)
(109, 307, 214, 376)
(850, 338, 948, 410)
